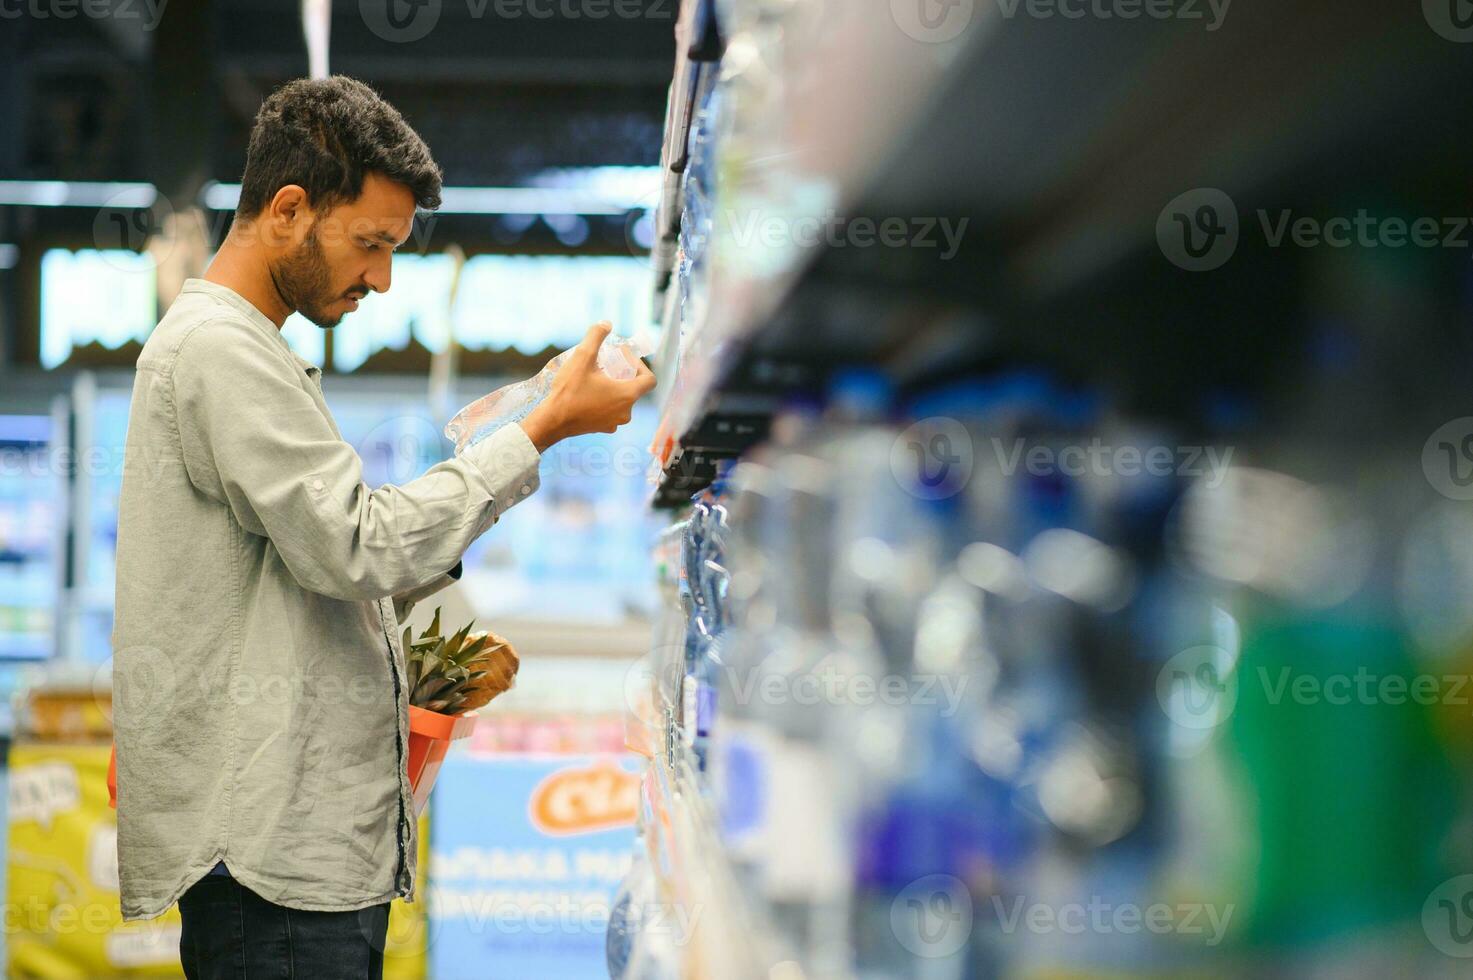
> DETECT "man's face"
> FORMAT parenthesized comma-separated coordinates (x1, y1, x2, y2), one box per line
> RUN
(272, 172, 417, 328)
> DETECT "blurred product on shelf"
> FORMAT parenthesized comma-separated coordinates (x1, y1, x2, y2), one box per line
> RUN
(613, 5, 1473, 971)
(625, 371, 1470, 978)
(0, 414, 59, 675)
(17, 683, 112, 743)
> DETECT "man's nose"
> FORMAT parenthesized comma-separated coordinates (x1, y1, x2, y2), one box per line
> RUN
(363, 254, 392, 294)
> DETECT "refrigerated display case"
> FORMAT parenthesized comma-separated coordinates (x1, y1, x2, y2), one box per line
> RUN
(0, 414, 60, 663)
(78, 386, 130, 666)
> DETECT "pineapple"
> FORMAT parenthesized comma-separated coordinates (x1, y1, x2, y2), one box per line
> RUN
(402, 607, 520, 715)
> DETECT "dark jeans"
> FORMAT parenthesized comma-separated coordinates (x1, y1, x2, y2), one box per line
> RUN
(177, 873, 390, 979)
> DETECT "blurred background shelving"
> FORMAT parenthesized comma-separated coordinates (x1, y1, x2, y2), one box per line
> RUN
(620, 2, 1473, 979)
(649, 0, 1473, 503)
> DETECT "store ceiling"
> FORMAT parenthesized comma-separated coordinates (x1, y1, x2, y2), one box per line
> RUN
(0, 0, 676, 187)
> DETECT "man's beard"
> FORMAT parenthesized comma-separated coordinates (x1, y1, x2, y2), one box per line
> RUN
(273, 226, 343, 329)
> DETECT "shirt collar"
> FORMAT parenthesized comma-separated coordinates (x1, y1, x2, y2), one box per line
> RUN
(180, 278, 323, 380)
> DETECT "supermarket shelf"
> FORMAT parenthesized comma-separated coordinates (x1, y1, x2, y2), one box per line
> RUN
(648, 1, 980, 499)
(651, 0, 1473, 504)
(643, 729, 783, 980)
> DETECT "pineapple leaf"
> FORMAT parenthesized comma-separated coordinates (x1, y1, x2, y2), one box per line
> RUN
(450, 635, 488, 667)
(444, 623, 473, 659)
(402, 626, 422, 690)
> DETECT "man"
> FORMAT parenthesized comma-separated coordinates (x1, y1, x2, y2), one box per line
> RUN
(111, 76, 654, 978)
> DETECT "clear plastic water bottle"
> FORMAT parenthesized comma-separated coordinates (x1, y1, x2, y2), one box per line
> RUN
(443, 329, 654, 454)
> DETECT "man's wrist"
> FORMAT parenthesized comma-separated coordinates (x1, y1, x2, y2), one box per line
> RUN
(519, 399, 564, 453)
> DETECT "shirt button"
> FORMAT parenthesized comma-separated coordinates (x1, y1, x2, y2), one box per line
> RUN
(311, 478, 326, 492)
(520, 485, 531, 496)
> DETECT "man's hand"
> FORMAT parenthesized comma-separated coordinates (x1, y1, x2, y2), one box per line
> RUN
(518, 322, 657, 453)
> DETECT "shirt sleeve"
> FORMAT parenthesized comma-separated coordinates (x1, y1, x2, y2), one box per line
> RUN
(392, 561, 462, 624)
(171, 318, 541, 602)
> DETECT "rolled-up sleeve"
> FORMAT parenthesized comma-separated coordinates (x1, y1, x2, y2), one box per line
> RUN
(171, 318, 541, 602)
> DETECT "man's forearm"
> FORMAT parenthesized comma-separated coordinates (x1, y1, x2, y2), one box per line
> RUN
(519, 399, 567, 454)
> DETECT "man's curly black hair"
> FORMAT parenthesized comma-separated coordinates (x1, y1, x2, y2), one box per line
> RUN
(236, 75, 443, 219)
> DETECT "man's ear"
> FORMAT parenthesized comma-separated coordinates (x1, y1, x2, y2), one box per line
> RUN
(263, 185, 311, 247)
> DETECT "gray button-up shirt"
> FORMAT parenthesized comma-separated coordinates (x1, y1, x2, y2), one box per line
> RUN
(113, 278, 541, 920)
